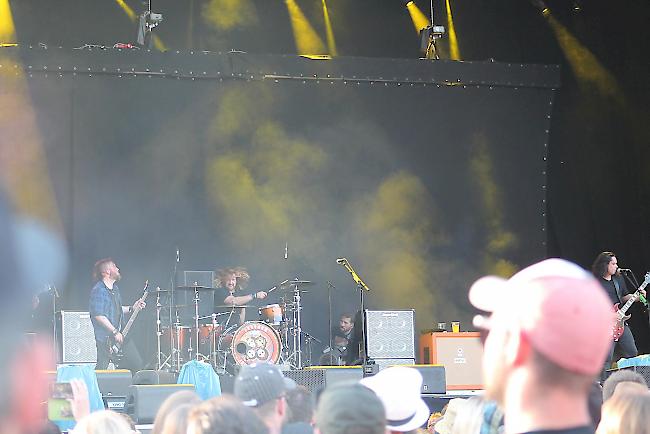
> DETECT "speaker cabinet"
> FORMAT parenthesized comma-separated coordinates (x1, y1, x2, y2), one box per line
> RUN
(419, 332, 483, 390)
(284, 367, 363, 393)
(125, 384, 196, 423)
(96, 370, 133, 397)
(57, 311, 97, 363)
(132, 370, 178, 385)
(365, 310, 415, 359)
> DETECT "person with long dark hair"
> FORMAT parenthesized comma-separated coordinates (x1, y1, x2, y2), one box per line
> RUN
(591, 251, 645, 379)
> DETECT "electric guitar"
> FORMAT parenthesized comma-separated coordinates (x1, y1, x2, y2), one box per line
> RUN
(109, 280, 149, 355)
(612, 272, 650, 341)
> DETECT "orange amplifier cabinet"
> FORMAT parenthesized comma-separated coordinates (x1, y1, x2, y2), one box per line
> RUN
(419, 332, 483, 390)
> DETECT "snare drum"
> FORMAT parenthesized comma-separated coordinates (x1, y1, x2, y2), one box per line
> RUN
(231, 321, 282, 366)
(259, 304, 285, 325)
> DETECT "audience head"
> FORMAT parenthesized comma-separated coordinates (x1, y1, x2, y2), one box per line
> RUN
(315, 383, 386, 434)
(469, 258, 613, 404)
(71, 410, 133, 434)
(360, 366, 429, 432)
(432, 398, 465, 434)
(285, 385, 314, 424)
(151, 390, 201, 434)
(235, 363, 296, 434)
(188, 394, 268, 434)
(602, 369, 648, 402)
(597, 391, 650, 434)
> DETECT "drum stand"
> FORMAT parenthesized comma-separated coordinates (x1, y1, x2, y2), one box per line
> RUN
(155, 290, 171, 370)
(284, 280, 306, 369)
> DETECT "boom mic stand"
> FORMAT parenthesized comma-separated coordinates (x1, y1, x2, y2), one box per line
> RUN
(336, 258, 371, 371)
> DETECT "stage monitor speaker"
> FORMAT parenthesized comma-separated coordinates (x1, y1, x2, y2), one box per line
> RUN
(372, 358, 416, 372)
(125, 384, 195, 423)
(132, 370, 178, 385)
(57, 311, 97, 363)
(96, 370, 133, 397)
(285, 366, 363, 393)
(419, 332, 483, 390)
(414, 365, 446, 395)
(365, 310, 415, 360)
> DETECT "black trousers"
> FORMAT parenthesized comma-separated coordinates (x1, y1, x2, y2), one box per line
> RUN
(95, 338, 144, 372)
(602, 324, 638, 380)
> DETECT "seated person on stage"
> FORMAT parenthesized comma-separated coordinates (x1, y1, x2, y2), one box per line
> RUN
(321, 313, 354, 365)
(214, 267, 267, 325)
(89, 258, 146, 371)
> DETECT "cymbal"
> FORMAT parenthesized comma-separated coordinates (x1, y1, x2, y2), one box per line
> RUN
(280, 279, 314, 288)
(175, 285, 218, 291)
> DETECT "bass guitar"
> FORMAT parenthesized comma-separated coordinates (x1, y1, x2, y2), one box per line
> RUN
(612, 272, 650, 341)
(109, 280, 149, 355)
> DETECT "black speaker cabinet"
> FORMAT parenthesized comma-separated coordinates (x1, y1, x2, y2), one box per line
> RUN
(365, 310, 416, 359)
(57, 311, 97, 363)
(132, 370, 178, 385)
(284, 367, 363, 393)
(96, 369, 133, 397)
(125, 384, 196, 423)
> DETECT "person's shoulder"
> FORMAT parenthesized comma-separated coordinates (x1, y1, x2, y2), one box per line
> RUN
(91, 281, 105, 292)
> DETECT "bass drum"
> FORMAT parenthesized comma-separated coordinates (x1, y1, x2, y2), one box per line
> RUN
(231, 321, 282, 366)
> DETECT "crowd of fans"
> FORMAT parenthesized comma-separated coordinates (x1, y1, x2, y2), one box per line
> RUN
(1, 192, 649, 434)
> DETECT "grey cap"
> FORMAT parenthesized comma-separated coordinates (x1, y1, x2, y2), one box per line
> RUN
(315, 383, 386, 434)
(234, 363, 296, 407)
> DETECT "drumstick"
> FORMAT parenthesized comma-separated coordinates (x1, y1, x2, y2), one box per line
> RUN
(267, 279, 290, 294)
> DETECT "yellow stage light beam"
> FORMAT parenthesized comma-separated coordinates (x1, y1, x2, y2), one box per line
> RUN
(445, 0, 461, 60)
(405, 1, 430, 33)
(322, 0, 337, 56)
(546, 14, 623, 104)
(0, 55, 62, 229)
(0, 0, 16, 42)
(114, 0, 167, 51)
(285, 0, 326, 56)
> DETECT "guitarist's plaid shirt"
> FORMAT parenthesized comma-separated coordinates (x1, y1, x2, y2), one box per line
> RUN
(89, 280, 124, 343)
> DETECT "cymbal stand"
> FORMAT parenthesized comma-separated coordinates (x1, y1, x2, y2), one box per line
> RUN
(210, 313, 217, 366)
(191, 284, 200, 360)
(302, 331, 321, 367)
(156, 290, 171, 370)
(285, 280, 304, 369)
(216, 305, 237, 374)
(173, 310, 183, 371)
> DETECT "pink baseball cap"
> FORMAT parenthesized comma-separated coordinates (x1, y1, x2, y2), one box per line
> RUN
(469, 258, 614, 376)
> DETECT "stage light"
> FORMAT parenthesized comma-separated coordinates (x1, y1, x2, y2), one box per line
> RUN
(529, 0, 551, 17)
(405, 1, 430, 33)
(285, 0, 326, 56)
(0, 0, 16, 42)
(545, 14, 623, 104)
(322, 0, 337, 56)
(114, 0, 167, 51)
(444, 0, 461, 60)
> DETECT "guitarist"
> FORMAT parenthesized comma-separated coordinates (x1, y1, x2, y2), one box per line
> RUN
(591, 251, 645, 378)
(89, 258, 146, 371)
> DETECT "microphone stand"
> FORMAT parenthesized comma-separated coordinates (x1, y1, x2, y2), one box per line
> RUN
(336, 259, 371, 370)
(326, 281, 335, 357)
(168, 248, 180, 371)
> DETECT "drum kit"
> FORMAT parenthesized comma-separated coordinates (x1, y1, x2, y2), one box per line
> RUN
(154, 278, 317, 373)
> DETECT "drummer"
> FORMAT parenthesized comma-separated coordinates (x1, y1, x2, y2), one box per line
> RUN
(215, 267, 268, 325)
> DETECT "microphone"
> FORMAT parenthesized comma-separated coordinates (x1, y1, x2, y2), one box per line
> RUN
(618, 268, 632, 273)
(336, 258, 347, 265)
(176, 247, 180, 263)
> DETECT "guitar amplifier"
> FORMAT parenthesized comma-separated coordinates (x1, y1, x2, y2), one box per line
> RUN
(365, 310, 416, 359)
(57, 311, 97, 363)
(419, 332, 483, 390)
